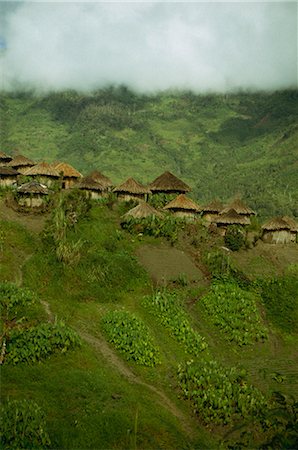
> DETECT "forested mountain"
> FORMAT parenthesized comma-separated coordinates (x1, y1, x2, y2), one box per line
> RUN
(1, 88, 297, 218)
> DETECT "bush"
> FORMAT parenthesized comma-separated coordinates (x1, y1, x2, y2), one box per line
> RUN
(102, 311, 160, 367)
(143, 290, 207, 355)
(0, 399, 51, 449)
(224, 225, 245, 251)
(0, 282, 36, 322)
(5, 321, 81, 365)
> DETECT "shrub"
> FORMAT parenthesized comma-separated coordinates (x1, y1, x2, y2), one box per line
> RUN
(143, 290, 207, 355)
(201, 282, 268, 345)
(0, 399, 51, 449)
(5, 321, 81, 365)
(224, 225, 245, 251)
(0, 282, 36, 322)
(102, 311, 160, 367)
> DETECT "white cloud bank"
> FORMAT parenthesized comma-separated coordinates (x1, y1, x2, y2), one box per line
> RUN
(0, 1, 297, 92)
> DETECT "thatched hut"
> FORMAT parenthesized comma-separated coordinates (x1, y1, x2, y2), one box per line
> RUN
(23, 162, 60, 187)
(122, 202, 163, 221)
(17, 181, 51, 208)
(163, 194, 201, 220)
(7, 155, 35, 174)
(87, 170, 113, 191)
(0, 167, 19, 187)
(149, 171, 191, 195)
(221, 198, 256, 217)
(262, 217, 296, 244)
(54, 162, 82, 189)
(0, 151, 12, 166)
(201, 199, 224, 222)
(282, 216, 298, 242)
(113, 178, 151, 202)
(214, 208, 250, 236)
(76, 177, 107, 200)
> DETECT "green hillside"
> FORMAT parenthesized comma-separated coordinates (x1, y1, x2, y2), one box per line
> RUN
(1, 88, 297, 218)
(1, 190, 297, 449)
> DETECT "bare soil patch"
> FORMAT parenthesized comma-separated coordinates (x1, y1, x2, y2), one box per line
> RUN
(135, 244, 204, 285)
(0, 198, 48, 234)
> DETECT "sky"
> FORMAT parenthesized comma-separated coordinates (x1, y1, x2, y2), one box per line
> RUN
(0, 1, 297, 92)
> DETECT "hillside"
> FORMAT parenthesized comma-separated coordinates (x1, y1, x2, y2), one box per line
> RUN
(1, 88, 297, 218)
(1, 191, 298, 449)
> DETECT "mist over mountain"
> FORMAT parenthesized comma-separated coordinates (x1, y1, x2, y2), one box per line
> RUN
(0, 1, 297, 92)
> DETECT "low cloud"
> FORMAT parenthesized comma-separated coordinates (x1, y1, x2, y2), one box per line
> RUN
(0, 1, 297, 92)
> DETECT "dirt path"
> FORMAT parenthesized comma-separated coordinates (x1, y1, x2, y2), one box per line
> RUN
(41, 300, 195, 437)
(15, 253, 33, 287)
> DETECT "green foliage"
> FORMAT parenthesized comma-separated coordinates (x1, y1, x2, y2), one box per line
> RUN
(0, 282, 36, 322)
(102, 310, 160, 367)
(0, 399, 51, 449)
(224, 225, 246, 251)
(201, 282, 268, 345)
(203, 250, 250, 287)
(5, 321, 81, 365)
(122, 215, 180, 243)
(257, 275, 298, 333)
(177, 359, 267, 425)
(142, 290, 207, 355)
(148, 193, 176, 209)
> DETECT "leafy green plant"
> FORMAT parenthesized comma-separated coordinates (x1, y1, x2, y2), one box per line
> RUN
(121, 215, 180, 243)
(178, 359, 267, 425)
(0, 282, 36, 322)
(201, 282, 268, 345)
(142, 290, 207, 355)
(5, 321, 81, 365)
(0, 399, 51, 449)
(224, 225, 246, 251)
(102, 311, 160, 367)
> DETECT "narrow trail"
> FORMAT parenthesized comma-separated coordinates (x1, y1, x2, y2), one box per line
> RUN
(15, 254, 33, 287)
(41, 300, 195, 438)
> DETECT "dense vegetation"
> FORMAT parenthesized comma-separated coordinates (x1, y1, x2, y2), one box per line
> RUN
(1, 88, 298, 218)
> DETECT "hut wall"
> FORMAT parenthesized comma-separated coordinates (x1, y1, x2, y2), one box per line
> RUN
(62, 178, 77, 189)
(202, 213, 218, 223)
(18, 195, 44, 208)
(117, 193, 145, 202)
(171, 210, 197, 220)
(0, 177, 17, 187)
(262, 230, 292, 244)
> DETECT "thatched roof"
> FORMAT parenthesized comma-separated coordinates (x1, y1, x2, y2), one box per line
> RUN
(0, 151, 12, 162)
(7, 155, 35, 167)
(123, 202, 163, 220)
(202, 199, 223, 213)
(149, 171, 191, 193)
(113, 178, 151, 195)
(0, 166, 19, 176)
(54, 162, 82, 178)
(262, 217, 292, 231)
(17, 181, 51, 195)
(23, 162, 60, 177)
(77, 177, 106, 191)
(87, 170, 113, 188)
(282, 216, 298, 232)
(214, 209, 250, 225)
(221, 198, 256, 216)
(164, 194, 201, 212)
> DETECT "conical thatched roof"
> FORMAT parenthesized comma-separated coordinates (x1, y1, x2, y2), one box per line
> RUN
(215, 209, 250, 225)
(87, 170, 113, 188)
(113, 178, 151, 195)
(54, 162, 82, 178)
(221, 198, 256, 216)
(23, 162, 60, 177)
(17, 181, 51, 195)
(149, 171, 191, 193)
(77, 177, 106, 191)
(202, 199, 223, 213)
(262, 217, 291, 231)
(0, 166, 19, 176)
(7, 155, 35, 167)
(0, 151, 12, 162)
(164, 194, 201, 212)
(282, 216, 298, 232)
(123, 202, 163, 220)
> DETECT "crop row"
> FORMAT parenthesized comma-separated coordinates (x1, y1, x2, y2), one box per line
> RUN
(101, 310, 160, 367)
(200, 282, 268, 345)
(142, 291, 207, 355)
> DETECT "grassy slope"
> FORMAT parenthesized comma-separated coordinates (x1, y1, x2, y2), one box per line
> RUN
(1, 199, 297, 449)
(1, 89, 297, 218)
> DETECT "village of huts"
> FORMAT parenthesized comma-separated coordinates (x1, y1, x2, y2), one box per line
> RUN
(0, 151, 297, 245)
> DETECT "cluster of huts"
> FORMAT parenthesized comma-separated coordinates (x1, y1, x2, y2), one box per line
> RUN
(0, 151, 297, 244)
